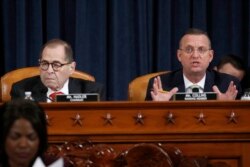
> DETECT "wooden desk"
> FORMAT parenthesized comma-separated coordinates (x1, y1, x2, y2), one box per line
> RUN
(42, 101, 250, 166)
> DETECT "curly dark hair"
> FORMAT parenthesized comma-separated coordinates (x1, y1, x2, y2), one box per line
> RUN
(0, 99, 48, 166)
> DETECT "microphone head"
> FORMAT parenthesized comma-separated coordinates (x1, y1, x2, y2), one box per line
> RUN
(46, 96, 54, 102)
(192, 87, 199, 93)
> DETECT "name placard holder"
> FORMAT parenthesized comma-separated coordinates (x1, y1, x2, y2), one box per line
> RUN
(172, 92, 217, 101)
(55, 93, 100, 102)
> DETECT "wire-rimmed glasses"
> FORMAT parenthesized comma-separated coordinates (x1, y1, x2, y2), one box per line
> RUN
(179, 46, 211, 55)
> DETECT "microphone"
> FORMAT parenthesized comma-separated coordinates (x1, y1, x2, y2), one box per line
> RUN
(46, 96, 55, 102)
(41, 86, 55, 102)
(192, 87, 199, 93)
(189, 85, 201, 93)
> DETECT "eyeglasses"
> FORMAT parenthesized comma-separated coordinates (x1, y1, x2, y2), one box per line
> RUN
(179, 46, 211, 55)
(39, 60, 71, 71)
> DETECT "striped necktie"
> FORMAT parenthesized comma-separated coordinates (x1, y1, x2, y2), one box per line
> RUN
(49, 92, 64, 102)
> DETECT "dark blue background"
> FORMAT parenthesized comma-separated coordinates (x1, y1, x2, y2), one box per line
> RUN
(1, 0, 249, 100)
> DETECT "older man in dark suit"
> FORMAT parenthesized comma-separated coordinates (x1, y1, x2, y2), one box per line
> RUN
(145, 28, 242, 101)
(11, 39, 105, 102)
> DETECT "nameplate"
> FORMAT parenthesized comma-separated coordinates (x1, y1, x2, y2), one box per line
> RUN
(55, 93, 100, 102)
(172, 92, 217, 101)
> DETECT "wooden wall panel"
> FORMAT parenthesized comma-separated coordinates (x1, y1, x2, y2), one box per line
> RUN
(42, 101, 250, 166)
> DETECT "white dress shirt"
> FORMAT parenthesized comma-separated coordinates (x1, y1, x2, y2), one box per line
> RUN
(47, 79, 69, 102)
(183, 74, 205, 93)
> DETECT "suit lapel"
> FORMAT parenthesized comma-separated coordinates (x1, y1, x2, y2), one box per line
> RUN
(32, 79, 48, 102)
(204, 70, 214, 92)
(173, 70, 185, 92)
(161, 69, 185, 92)
(68, 78, 82, 94)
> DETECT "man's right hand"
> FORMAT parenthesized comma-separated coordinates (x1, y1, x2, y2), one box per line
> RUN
(150, 76, 179, 101)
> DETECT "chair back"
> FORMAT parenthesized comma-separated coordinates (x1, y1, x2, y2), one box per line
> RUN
(0, 66, 95, 102)
(128, 71, 169, 101)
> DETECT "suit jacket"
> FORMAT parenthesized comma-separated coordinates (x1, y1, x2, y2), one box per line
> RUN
(145, 69, 243, 100)
(11, 76, 105, 101)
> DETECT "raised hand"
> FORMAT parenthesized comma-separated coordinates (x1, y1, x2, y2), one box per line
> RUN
(150, 76, 178, 101)
(212, 81, 238, 100)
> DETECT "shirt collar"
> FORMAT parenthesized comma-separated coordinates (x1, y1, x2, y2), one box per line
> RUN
(47, 79, 69, 102)
(183, 74, 206, 90)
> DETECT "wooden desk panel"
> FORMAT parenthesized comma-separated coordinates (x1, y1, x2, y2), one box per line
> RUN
(42, 101, 250, 166)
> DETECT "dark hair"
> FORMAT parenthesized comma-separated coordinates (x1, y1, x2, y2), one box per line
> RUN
(0, 99, 48, 166)
(39, 38, 74, 62)
(217, 54, 245, 72)
(179, 28, 211, 48)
